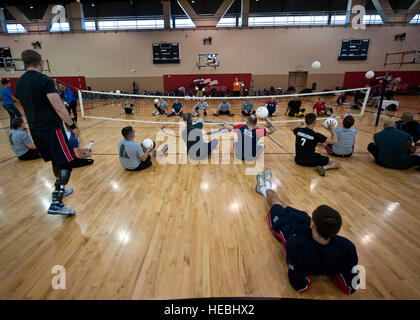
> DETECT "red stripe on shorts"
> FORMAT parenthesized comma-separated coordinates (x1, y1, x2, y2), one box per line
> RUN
(56, 129, 74, 162)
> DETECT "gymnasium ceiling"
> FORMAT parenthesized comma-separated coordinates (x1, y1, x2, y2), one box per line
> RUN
(1, 0, 418, 20)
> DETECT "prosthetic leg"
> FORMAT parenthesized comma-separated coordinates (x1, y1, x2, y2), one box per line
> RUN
(48, 164, 75, 215)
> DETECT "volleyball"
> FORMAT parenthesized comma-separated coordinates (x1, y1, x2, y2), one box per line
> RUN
(256, 107, 269, 118)
(115, 90, 121, 94)
(207, 53, 217, 65)
(154, 99, 159, 104)
(142, 139, 154, 149)
(311, 61, 321, 69)
(365, 71, 375, 79)
(322, 117, 338, 129)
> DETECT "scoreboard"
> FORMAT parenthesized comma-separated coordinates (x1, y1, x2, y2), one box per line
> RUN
(152, 42, 180, 64)
(338, 39, 370, 61)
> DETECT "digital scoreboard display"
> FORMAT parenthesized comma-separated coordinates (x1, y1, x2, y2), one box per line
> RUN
(338, 39, 370, 61)
(152, 42, 180, 64)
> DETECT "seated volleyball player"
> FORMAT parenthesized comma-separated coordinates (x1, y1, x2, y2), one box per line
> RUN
(182, 109, 218, 160)
(293, 113, 341, 176)
(213, 100, 234, 117)
(122, 101, 134, 114)
(395, 112, 420, 145)
(313, 97, 333, 116)
(167, 99, 184, 117)
(9, 118, 41, 161)
(265, 98, 279, 117)
(285, 99, 305, 118)
(152, 98, 168, 116)
(336, 93, 348, 106)
(325, 115, 357, 158)
(118, 126, 167, 171)
(65, 129, 94, 168)
(192, 98, 208, 117)
(255, 169, 358, 294)
(241, 99, 255, 116)
(223, 115, 277, 161)
(367, 121, 420, 170)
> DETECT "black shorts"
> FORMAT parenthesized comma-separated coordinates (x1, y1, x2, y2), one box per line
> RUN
(30, 127, 74, 167)
(123, 108, 133, 114)
(295, 153, 329, 167)
(129, 155, 152, 171)
(218, 110, 231, 115)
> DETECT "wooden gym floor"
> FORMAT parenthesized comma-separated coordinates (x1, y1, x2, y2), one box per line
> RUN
(0, 95, 419, 300)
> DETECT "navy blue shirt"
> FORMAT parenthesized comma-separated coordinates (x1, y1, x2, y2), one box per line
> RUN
(268, 204, 358, 294)
(172, 102, 183, 113)
(374, 127, 413, 169)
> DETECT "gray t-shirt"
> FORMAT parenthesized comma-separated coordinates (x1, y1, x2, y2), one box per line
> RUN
(118, 138, 145, 170)
(242, 101, 254, 112)
(219, 101, 230, 111)
(333, 127, 357, 155)
(159, 101, 168, 110)
(9, 129, 31, 157)
(195, 101, 208, 110)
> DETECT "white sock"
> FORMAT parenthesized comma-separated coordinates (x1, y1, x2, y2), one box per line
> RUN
(265, 180, 272, 190)
(260, 186, 267, 198)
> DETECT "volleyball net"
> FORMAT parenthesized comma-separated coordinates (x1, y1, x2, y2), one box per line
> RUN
(78, 87, 371, 125)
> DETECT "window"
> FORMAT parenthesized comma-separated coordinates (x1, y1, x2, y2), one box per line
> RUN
(248, 15, 328, 26)
(216, 17, 236, 27)
(50, 22, 70, 32)
(330, 15, 346, 25)
(362, 14, 383, 24)
(6, 23, 26, 33)
(97, 19, 164, 30)
(409, 14, 420, 24)
(174, 18, 195, 28)
(84, 20, 96, 30)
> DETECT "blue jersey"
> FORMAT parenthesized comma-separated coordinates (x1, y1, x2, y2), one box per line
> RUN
(266, 101, 277, 113)
(172, 102, 183, 113)
(268, 204, 358, 295)
(1, 87, 14, 105)
(64, 87, 77, 104)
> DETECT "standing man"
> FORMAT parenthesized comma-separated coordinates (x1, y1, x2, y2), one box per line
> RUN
(233, 77, 241, 96)
(1, 79, 22, 129)
(15, 50, 78, 216)
(133, 81, 139, 94)
(249, 79, 256, 96)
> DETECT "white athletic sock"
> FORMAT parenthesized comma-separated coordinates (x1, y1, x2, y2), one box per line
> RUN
(265, 180, 272, 190)
(259, 186, 267, 198)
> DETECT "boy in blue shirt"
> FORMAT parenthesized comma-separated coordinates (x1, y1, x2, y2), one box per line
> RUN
(1, 79, 22, 129)
(167, 99, 184, 117)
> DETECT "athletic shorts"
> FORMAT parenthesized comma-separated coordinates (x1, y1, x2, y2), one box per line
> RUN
(30, 127, 74, 167)
(218, 110, 230, 115)
(267, 204, 311, 252)
(129, 155, 152, 171)
(295, 153, 329, 167)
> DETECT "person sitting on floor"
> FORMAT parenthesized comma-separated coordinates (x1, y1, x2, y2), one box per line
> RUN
(65, 129, 94, 168)
(241, 99, 255, 116)
(152, 98, 168, 116)
(8, 118, 41, 161)
(167, 99, 184, 117)
(265, 98, 279, 117)
(313, 97, 333, 116)
(367, 121, 420, 170)
(213, 100, 234, 117)
(395, 112, 420, 145)
(192, 98, 208, 117)
(325, 115, 357, 158)
(285, 99, 305, 118)
(255, 169, 358, 294)
(122, 101, 134, 114)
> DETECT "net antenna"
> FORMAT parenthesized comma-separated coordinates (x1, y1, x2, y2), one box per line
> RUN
(384, 50, 420, 67)
(1, 57, 51, 72)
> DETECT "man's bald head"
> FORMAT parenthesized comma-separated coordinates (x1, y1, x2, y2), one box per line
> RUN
(384, 121, 396, 129)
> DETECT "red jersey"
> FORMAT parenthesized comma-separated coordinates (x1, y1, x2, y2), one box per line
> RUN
(313, 102, 326, 114)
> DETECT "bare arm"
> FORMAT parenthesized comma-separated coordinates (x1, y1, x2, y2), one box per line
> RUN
(223, 122, 234, 132)
(47, 92, 79, 138)
(24, 142, 37, 150)
(11, 95, 19, 103)
(138, 148, 153, 161)
(324, 124, 338, 145)
(264, 117, 277, 135)
(74, 147, 92, 159)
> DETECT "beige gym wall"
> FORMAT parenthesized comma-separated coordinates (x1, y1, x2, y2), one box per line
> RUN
(0, 25, 419, 91)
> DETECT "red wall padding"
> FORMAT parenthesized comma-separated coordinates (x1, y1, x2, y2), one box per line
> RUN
(343, 71, 420, 92)
(1, 76, 87, 95)
(163, 73, 252, 93)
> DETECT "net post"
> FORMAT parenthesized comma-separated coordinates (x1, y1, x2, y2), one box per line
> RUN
(360, 86, 370, 116)
(375, 72, 389, 127)
(78, 90, 85, 118)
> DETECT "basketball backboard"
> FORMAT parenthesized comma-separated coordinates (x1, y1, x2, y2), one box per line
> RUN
(197, 53, 219, 68)
(1, 58, 50, 73)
